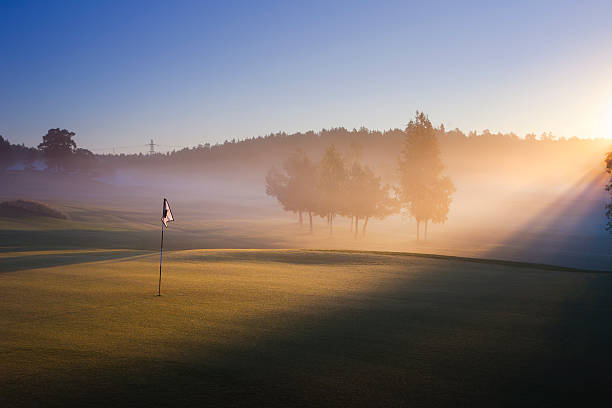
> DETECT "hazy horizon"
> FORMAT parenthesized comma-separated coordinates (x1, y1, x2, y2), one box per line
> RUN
(2, 0, 612, 153)
(4, 3, 612, 406)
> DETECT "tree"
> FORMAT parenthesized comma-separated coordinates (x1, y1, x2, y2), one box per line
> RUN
(266, 167, 291, 211)
(0, 135, 10, 171)
(265, 149, 318, 232)
(0, 135, 9, 151)
(345, 162, 397, 237)
(317, 145, 346, 236)
(284, 150, 318, 231)
(344, 162, 364, 235)
(398, 112, 455, 240)
(69, 148, 97, 174)
(267, 147, 396, 236)
(38, 128, 77, 172)
(605, 152, 612, 233)
(358, 168, 398, 237)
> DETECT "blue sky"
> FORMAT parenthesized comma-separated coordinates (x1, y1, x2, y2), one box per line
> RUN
(1, 0, 611, 153)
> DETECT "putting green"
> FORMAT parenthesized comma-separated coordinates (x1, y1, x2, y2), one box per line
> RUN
(1, 249, 611, 407)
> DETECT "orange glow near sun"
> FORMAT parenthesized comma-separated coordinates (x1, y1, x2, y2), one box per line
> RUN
(605, 101, 612, 138)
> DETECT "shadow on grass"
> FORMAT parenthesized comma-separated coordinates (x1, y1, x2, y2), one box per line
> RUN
(173, 248, 610, 272)
(173, 249, 402, 266)
(0, 250, 151, 274)
(0, 228, 289, 253)
(3, 252, 612, 407)
(482, 170, 612, 271)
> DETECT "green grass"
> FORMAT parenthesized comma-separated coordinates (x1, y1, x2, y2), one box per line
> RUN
(2, 249, 611, 407)
(0, 199, 67, 220)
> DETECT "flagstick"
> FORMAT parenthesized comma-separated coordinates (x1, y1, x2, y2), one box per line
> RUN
(158, 222, 164, 296)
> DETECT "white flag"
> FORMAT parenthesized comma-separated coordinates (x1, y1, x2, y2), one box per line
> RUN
(161, 198, 174, 227)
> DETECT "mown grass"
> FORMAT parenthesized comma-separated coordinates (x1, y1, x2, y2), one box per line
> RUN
(0, 200, 67, 219)
(2, 249, 611, 407)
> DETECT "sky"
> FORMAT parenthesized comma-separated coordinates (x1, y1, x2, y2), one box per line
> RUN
(1, 0, 612, 153)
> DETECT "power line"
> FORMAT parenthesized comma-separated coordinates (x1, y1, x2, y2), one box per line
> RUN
(88, 141, 190, 154)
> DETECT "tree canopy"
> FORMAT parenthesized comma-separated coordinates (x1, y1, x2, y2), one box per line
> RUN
(398, 112, 455, 240)
(38, 128, 77, 171)
(266, 146, 396, 236)
(605, 151, 612, 233)
(317, 145, 347, 235)
(266, 114, 456, 239)
(34, 128, 96, 173)
(266, 149, 318, 230)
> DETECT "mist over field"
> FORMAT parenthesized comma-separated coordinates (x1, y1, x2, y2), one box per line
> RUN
(4, 125, 612, 406)
(4, 1, 612, 406)
(2, 128, 610, 270)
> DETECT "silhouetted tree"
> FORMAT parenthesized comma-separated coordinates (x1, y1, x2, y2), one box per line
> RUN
(38, 128, 77, 172)
(398, 112, 455, 240)
(0, 135, 42, 171)
(266, 149, 317, 232)
(286, 150, 318, 231)
(317, 145, 346, 236)
(344, 162, 364, 235)
(69, 148, 97, 174)
(605, 151, 612, 233)
(266, 167, 291, 212)
(345, 162, 397, 237)
(0, 135, 10, 171)
(359, 170, 398, 237)
(265, 150, 318, 231)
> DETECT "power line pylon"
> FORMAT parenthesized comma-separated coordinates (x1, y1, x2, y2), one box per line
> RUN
(148, 139, 156, 155)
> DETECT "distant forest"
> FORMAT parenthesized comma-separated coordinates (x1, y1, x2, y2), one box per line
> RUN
(1, 124, 610, 183)
(3, 121, 612, 236)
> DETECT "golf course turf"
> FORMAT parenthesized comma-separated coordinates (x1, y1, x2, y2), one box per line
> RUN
(1, 249, 611, 407)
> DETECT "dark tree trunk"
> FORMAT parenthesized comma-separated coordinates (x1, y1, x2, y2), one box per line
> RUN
(416, 220, 420, 241)
(308, 211, 313, 233)
(329, 213, 333, 236)
(424, 220, 428, 240)
(362, 216, 369, 236)
(350, 216, 354, 232)
(355, 217, 359, 238)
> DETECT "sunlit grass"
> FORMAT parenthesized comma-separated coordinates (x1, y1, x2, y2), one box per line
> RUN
(2, 249, 611, 406)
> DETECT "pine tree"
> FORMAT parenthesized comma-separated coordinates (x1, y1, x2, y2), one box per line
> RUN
(398, 112, 455, 240)
(317, 145, 347, 236)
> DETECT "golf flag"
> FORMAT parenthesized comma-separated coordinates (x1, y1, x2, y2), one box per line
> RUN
(158, 198, 174, 296)
(161, 198, 174, 227)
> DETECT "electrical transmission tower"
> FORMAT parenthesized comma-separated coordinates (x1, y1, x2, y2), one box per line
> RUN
(148, 139, 157, 155)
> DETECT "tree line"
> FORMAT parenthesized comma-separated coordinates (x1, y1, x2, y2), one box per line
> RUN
(94, 126, 598, 180)
(605, 152, 612, 234)
(3, 121, 606, 182)
(0, 135, 39, 172)
(266, 112, 455, 240)
(0, 129, 96, 174)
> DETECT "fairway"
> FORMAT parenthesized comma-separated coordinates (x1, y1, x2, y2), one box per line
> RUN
(6, 2, 612, 406)
(1, 249, 611, 407)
